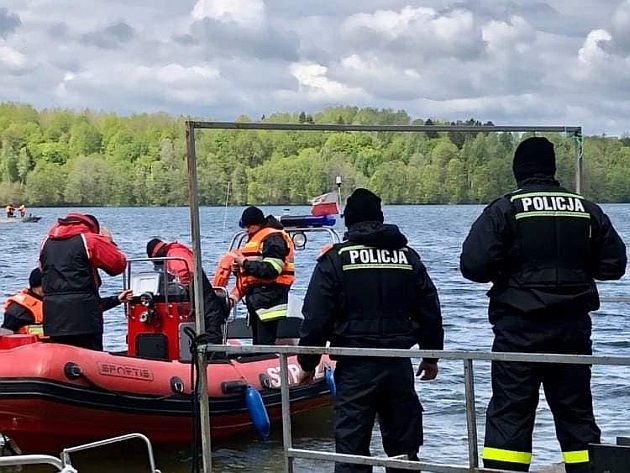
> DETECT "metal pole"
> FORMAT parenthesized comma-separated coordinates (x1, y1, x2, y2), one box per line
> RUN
(185, 120, 212, 472)
(189, 121, 581, 134)
(463, 359, 479, 470)
(574, 129, 583, 194)
(279, 354, 294, 473)
(0, 455, 64, 471)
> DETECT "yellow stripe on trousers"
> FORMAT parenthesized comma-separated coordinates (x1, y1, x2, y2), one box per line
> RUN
(562, 450, 589, 464)
(482, 447, 532, 465)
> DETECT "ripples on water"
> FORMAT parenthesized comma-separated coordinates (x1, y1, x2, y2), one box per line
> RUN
(1, 204, 629, 472)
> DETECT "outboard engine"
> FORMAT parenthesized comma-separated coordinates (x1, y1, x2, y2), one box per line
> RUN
(127, 270, 194, 361)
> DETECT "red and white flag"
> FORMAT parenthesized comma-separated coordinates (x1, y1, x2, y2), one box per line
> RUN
(310, 191, 339, 216)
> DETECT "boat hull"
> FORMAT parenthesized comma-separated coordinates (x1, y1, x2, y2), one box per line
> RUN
(0, 340, 333, 453)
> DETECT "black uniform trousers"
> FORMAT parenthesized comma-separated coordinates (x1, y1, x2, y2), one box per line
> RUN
(334, 357, 423, 473)
(483, 311, 600, 473)
(247, 304, 280, 345)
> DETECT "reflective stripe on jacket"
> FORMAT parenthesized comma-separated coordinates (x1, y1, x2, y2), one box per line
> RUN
(238, 227, 295, 288)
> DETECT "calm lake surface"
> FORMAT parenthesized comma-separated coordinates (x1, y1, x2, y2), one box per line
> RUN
(1, 205, 629, 472)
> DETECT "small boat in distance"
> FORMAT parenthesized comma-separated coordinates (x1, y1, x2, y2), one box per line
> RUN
(20, 214, 42, 223)
(0, 214, 42, 224)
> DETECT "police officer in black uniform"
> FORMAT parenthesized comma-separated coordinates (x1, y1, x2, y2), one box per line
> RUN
(298, 188, 444, 473)
(460, 137, 627, 473)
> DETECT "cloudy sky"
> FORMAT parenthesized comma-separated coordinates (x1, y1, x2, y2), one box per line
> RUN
(2, 0, 630, 135)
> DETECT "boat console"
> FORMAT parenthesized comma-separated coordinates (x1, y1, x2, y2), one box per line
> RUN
(126, 265, 194, 362)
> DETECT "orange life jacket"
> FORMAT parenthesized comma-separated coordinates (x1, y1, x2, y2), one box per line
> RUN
(3, 289, 44, 337)
(238, 227, 295, 290)
(212, 252, 239, 288)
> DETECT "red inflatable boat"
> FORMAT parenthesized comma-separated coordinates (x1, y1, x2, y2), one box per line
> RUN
(0, 261, 333, 454)
(0, 334, 332, 454)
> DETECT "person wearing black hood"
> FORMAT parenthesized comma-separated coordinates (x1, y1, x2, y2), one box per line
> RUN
(460, 137, 627, 473)
(297, 188, 443, 473)
(228, 206, 295, 345)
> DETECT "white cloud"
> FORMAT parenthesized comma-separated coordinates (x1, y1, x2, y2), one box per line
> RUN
(610, 0, 630, 53)
(1, 0, 630, 134)
(341, 6, 485, 62)
(578, 29, 613, 65)
(0, 39, 26, 70)
(483, 16, 535, 56)
(191, 0, 265, 29)
(290, 62, 366, 102)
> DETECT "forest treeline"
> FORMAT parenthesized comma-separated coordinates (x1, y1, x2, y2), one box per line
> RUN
(1, 103, 629, 206)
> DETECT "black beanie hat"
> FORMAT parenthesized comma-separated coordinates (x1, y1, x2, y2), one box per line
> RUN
(344, 188, 384, 228)
(241, 206, 265, 226)
(29, 268, 42, 289)
(146, 238, 164, 257)
(513, 137, 556, 182)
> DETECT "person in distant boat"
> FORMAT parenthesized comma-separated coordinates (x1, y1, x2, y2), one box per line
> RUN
(5, 204, 15, 218)
(460, 137, 627, 473)
(40, 213, 128, 351)
(297, 188, 444, 473)
(228, 206, 295, 345)
(146, 239, 229, 345)
(1, 268, 44, 337)
(18, 205, 26, 218)
(1, 267, 132, 338)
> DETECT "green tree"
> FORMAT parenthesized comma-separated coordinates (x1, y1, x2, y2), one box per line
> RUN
(445, 158, 468, 203)
(25, 162, 67, 205)
(16, 147, 33, 184)
(64, 155, 112, 205)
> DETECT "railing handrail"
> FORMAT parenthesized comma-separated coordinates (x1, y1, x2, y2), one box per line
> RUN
(0, 433, 160, 473)
(0, 454, 64, 471)
(200, 343, 628, 473)
(61, 433, 160, 473)
(203, 343, 630, 366)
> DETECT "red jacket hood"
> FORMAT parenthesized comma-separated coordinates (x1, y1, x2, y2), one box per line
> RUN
(48, 213, 98, 239)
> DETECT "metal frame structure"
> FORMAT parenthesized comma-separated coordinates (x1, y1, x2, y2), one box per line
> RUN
(199, 344, 630, 473)
(0, 433, 160, 473)
(184, 120, 585, 473)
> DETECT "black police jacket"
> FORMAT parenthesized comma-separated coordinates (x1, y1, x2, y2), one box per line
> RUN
(460, 178, 627, 320)
(298, 221, 444, 372)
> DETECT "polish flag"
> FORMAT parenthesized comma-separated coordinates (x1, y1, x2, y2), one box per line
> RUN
(310, 191, 340, 216)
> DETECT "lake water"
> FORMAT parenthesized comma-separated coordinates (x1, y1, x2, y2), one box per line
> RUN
(1, 205, 629, 472)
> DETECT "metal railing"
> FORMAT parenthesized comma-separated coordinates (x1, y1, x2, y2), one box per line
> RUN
(0, 433, 160, 473)
(184, 120, 586, 472)
(202, 343, 630, 473)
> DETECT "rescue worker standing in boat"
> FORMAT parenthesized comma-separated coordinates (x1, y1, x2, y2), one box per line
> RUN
(146, 238, 229, 345)
(228, 206, 295, 345)
(297, 188, 444, 473)
(1, 268, 44, 336)
(40, 213, 128, 351)
(460, 137, 627, 473)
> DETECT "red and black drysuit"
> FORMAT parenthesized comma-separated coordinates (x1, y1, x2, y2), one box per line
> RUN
(40, 213, 127, 351)
(461, 178, 627, 473)
(298, 221, 443, 473)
